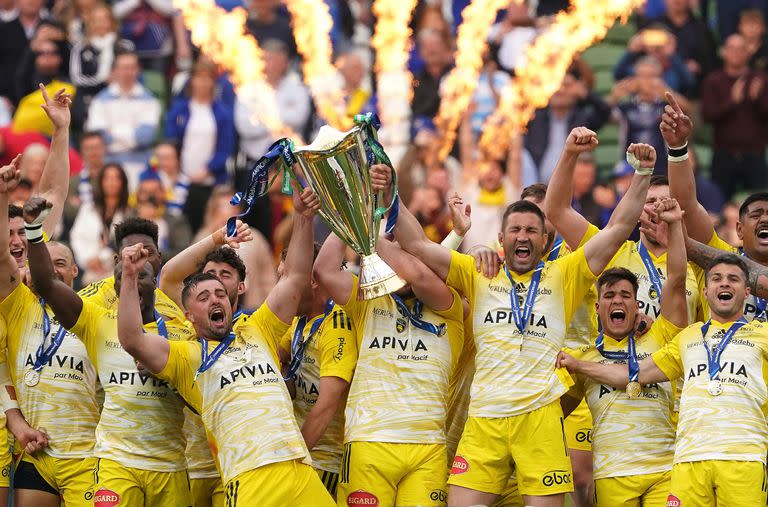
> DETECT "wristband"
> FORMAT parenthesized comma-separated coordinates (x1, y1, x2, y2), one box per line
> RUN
(24, 223, 44, 244)
(667, 142, 688, 157)
(668, 152, 690, 163)
(635, 167, 654, 176)
(441, 230, 465, 251)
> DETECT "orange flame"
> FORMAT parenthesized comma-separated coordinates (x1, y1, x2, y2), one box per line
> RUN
(479, 0, 644, 157)
(284, 0, 352, 130)
(371, 0, 418, 147)
(435, 0, 517, 160)
(173, 0, 294, 138)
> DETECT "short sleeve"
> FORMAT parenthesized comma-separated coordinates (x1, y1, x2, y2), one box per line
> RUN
(0, 283, 33, 336)
(446, 250, 477, 301)
(707, 230, 738, 254)
(339, 276, 369, 328)
(318, 307, 358, 383)
(69, 298, 109, 360)
(157, 340, 202, 413)
(651, 331, 684, 381)
(430, 287, 464, 324)
(249, 302, 292, 357)
(579, 223, 600, 248)
(554, 248, 598, 324)
(278, 327, 292, 358)
(650, 315, 683, 345)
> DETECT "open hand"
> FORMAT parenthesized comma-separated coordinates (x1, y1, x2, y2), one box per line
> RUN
(40, 85, 71, 130)
(447, 192, 471, 236)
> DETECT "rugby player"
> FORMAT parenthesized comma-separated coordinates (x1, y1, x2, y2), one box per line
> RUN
(25, 197, 194, 506)
(387, 135, 657, 506)
(558, 254, 768, 505)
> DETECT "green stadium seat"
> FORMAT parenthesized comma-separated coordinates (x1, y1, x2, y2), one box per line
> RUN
(604, 20, 637, 46)
(598, 123, 619, 145)
(594, 68, 615, 96)
(142, 70, 168, 106)
(582, 45, 626, 71)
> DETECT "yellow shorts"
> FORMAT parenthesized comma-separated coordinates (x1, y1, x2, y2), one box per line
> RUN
(669, 460, 767, 507)
(19, 453, 95, 506)
(190, 476, 224, 507)
(491, 474, 523, 507)
(0, 429, 9, 488)
(594, 470, 670, 507)
(338, 441, 448, 507)
(94, 457, 191, 506)
(224, 459, 333, 506)
(564, 400, 593, 452)
(448, 400, 573, 497)
(315, 467, 339, 499)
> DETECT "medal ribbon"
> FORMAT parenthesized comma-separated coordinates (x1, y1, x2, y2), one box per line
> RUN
(353, 113, 399, 230)
(701, 318, 747, 381)
(232, 307, 254, 323)
(196, 332, 236, 380)
(595, 324, 639, 383)
(284, 300, 335, 381)
(547, 235, 563, 262)
(638, 241, 663, 303)
(503, 261, 544, 335)
(33, 298, 67, 373)
(391, 294, 446, 336)
(738, 249, 767, 319)
(226, 139, 295, 238)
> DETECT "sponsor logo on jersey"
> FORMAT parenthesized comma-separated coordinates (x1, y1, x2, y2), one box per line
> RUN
(430, 489, 447, 502)
(219, 362, 278, 388)
(666, 494, 681, 507)
(347, 490, 378, 505)
(542, 469, 571, 487)
(368, 336, 428, 352)
(94, 489, 120, 507)
(396, 318, 407, 333)
(482, 310, 548, 328)
(575, 429, 592, 443)
(450, 456, 469, 475)
(25, 354, 84, 372)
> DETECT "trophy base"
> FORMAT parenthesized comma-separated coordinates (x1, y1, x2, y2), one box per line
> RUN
(357, 253, 406, 300)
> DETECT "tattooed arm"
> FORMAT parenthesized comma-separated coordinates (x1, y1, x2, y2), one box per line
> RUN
(686, 238, 768, 298)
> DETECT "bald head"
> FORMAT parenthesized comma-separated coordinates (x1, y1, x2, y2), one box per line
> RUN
(47, 241, 78, 287)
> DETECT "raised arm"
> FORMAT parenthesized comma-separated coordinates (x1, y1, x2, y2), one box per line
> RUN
(265, 185, 320, 323)
(24, 197, 83, 328)
(544, 127, 598, 250)
(557, 351, 669, 389)
(313, 233, 354, 305)
(377, 238, 454, 311)
(0, 156, 22, 300)
(661, 92, 712, 243)
(117, 244, 169, 374)
(582, 144, 654, 275)
(159, 220, 252, 307)
(655, 198, 689, 328)
(36, 86, 73, 235)
(369, 164, 452, 280)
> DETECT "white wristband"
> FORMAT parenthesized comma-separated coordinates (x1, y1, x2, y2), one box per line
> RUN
(24, 223, 44, 244)
(635, 167, 654, 176)
(441, 230, 465, 251)
(668, 153, 690, 163)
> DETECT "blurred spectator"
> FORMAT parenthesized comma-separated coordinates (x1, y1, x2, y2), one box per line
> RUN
(165, 59, 234, 231)
(716, 201, 742, 248)
(614, 26, 695, 96)
(69, 3, 116, 128)
(487, 1, 536, 74)
(70, 163, 130, 284)
(133, 169, 192, 259)
(19, 142, 48, 192)
(59, 0, 101, 43)
(12, 57, 75, 137)
(337, 51, 374, 117)
(170, 56, 236, 112)
(0, 97, 11, 126)
(409, 184, 450, 243)
(85, 49, 161, 187)
(0, 0, 48, 102)
(411, 28, 453, 121)
(64, 131, 107, 238)
(408, 3, 453, 76)
(741, 9, 768, 72)
(0, 125, 82, 169)
(246, 0, 297, 60)
(708, 0, 768, 41)
(469, 49, 510, 139)
(594, 160, 635, 227)
(611, 56, 688, 175)
(524, 70, 611, 183)
(9, 178, 33, 207)
(688, 147, 725, 214)
(150, 141, 190, 216)
(113, 0, 176, 73)
(645, 0, 718, 90)
(570, 152, 603, 226)
(701, 34, 768, 199)
(14, 20, 70, 101)
(325, 0, 355, 54)
(193, 186, 277, 308)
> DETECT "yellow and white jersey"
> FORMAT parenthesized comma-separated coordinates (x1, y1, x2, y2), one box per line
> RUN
(568, 316, 681, 479)
(341, 277, 465, 444)
(70, 299, 191, 471)
(653, 319, 768, 464)
(183, 408, 218, 479)
(447, 248, 595, 418)
(583, 224, 705, 324)
(78, 275, 186, 322)
(0, 283, 98, 458)
(282, 304, 357, 473)
(158, 303, 309, 484)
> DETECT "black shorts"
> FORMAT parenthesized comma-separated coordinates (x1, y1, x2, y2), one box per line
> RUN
(14, 460, 57, 496)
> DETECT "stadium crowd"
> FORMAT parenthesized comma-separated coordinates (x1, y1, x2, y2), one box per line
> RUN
(0, 0, 768, 506)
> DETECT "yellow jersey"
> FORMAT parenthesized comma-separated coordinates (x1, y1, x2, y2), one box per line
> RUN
(281, 304, 357, 473)
(158, 303, 309, 484)
(0, 283, 99, 458)
(447, 248, 594, 418)
(70, 299, 192, 471)
(78, 275, 186, 322)
(568, 316, 681, 479)
(653, 319, 768, 464)
(341, 277, 465, 444)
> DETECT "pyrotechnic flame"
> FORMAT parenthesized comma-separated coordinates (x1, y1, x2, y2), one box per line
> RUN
(284, 0, 351, 130)
(173, 0, 294, 138)
(435, 0, 517, 160)
(371, 0, 418, 151)
(479, 0, 644, 157)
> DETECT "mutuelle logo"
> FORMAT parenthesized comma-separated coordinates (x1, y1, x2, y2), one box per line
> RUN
(347, 490, 378, 506)
(542, 469, 572, 487)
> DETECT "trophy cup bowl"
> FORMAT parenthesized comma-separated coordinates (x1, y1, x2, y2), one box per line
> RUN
(288, 125, 406, 300)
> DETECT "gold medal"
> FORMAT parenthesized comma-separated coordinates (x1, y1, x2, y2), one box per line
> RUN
(626, 381, 642, 398)
(23, 367, 40, 387)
